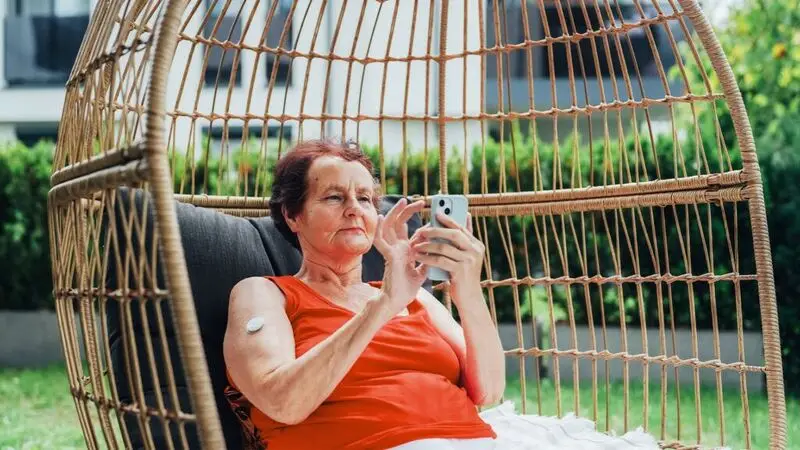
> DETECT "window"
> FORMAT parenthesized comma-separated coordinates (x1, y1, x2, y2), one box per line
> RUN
(485, 0, 536, 80)
(202, 0, 292, 87)
(264, 0, 293, 86)
(485, 0, 665, 80)
(201, 122, 293, 156)
(203, 0, 244, 86)
(15, 122, 60, 146)
(4, 0, 91, 86)
(542, 2, 662, 78)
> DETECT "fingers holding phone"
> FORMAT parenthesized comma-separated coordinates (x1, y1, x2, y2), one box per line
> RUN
(411, 195, 484, 288)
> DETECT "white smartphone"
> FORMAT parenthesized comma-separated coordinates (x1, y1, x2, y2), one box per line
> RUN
(426, 194, 470, 281)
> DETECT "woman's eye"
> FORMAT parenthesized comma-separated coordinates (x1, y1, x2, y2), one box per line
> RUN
(326, 195, 342, 201)
(359, 197, 372, 202)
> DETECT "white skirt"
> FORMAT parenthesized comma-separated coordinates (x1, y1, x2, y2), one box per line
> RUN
(390, 401, 697, 450)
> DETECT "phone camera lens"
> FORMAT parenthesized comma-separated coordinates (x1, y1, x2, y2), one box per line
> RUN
(444, 208, 451, 215)
(439, 200, 445, 207)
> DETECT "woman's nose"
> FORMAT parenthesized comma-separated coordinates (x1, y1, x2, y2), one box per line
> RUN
(344, 197, 364, 217)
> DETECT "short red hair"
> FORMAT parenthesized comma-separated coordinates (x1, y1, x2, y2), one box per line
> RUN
(269, 139, 381, 248)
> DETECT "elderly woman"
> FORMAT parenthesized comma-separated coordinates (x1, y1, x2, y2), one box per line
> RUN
(223, 139, 506, 450)
(223, 140, 661, 450)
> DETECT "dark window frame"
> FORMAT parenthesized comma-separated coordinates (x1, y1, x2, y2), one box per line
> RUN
(203, 0, 244, 87)
(201, 0, 293, 88)
(264, 1, 293, 87)
(4, 0, 91, 87)
(202, 123, 293, 142)
(200, 122, 294, 157)
(15, 122, 60, 146)
(484, 0, 664, 80)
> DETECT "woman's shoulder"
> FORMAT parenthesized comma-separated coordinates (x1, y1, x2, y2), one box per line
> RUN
(229, 276, 289, 310)
(262, 274, 298, 289)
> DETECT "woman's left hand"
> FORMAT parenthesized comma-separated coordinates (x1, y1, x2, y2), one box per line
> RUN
(410, 212, 485, 302)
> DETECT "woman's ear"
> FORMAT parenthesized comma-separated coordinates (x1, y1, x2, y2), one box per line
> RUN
(283, 205, 299, 232)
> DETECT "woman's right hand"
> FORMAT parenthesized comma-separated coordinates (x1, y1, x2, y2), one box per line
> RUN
(372, 198, 429, 318)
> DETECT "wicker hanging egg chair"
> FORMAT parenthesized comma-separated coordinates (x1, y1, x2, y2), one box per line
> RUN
(48, 0, 787, 448)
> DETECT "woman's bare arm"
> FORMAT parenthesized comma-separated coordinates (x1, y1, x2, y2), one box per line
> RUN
(223, 277, 395, 425)
(224, 198, 429, 425)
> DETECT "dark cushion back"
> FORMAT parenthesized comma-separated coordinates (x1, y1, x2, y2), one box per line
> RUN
(104, 188, 427, 449)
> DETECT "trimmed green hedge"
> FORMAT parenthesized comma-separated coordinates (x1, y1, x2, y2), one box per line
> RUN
(360, 123, 760, 331)
(2, 125, 799, 391)
(0, 130, 791, 332)
(4, 0, 800, 391)
(0, 141, 53, 310)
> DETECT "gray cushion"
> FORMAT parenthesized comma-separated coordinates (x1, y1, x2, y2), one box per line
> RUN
(104, 187, 428, 449)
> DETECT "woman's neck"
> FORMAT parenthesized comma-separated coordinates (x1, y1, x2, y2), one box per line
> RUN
(295, 254, 363, 291)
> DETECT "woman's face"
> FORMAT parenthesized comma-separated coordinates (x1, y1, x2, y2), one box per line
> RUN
(285, 156, 379, 258)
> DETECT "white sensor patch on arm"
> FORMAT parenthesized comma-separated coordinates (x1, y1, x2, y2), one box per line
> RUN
(246, 316, 265, 334)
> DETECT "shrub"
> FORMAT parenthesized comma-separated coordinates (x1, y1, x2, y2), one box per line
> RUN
(677, 0, 800, 395)
(0, 141, 54, 310)
(360, 124, 760, 333)
(170, 138, 284, 196)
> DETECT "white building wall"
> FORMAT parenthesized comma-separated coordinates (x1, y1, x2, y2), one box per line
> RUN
(0, 88, 66, 123)
(166, 5, 209, 153)
(441, 0, 484, 161)
(319, 0, 484, 160)
(279, 0, 329, 142)
(167, 0, 325, 154)
(0, 124, 14, 143)
(323, 0, 440, 158)
(163, 0, 483, 161)
(0, 0, 709, 152)
(54, 0, 91, 15)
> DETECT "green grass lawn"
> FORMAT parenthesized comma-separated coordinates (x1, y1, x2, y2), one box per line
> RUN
(1, 364, 798, 449)
(504, 375, 800, 449)
(0, 365, 87, 450)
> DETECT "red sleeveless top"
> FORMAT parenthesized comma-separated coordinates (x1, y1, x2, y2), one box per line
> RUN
(226, 275, 495, 450)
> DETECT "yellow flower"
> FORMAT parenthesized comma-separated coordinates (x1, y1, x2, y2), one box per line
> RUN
(773, 43, 788, 59)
